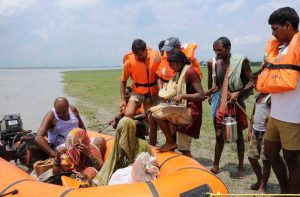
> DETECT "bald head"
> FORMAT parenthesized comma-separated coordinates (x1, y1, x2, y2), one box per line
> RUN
(54, 97, 70, 119)
(54, 97, 69, 108)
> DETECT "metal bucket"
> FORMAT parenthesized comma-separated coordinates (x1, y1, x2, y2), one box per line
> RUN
(222, 116, 238, 143)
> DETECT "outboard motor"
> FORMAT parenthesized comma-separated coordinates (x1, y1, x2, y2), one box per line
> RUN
(0, 114, 35, 162)
(0, 114, 23, 147)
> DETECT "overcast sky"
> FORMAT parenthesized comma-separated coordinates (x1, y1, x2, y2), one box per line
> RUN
(0, 0, 299, 67)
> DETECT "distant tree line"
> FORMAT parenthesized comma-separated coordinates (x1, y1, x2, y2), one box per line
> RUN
(199, 60, 262, 67)
(250, 61, 262, 67)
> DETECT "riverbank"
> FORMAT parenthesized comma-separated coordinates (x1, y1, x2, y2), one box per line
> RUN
(63, 67, 279, 194)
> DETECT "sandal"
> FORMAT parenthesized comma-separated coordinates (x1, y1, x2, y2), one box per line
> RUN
(210, 165, 220, 174)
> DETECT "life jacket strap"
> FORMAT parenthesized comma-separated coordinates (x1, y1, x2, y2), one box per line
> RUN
(135, 81, 157, 87)
(264, 62, 300, 71)
(158, 77, 169, 83)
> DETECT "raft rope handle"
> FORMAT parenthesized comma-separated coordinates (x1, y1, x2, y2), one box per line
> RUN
(85, 122, 112, 133)
(97, 123, 111, 133)
(87, 122, 110, 129)
(206, 192, 300, 196)
(0, 189, 18, 197)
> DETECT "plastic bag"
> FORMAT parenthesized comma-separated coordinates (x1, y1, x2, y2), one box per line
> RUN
(131, 152, 159, 182)
(108, 152, 160, 185)
(108, 166, 133, 185)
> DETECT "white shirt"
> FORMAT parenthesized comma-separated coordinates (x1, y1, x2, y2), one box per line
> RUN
(212, 57, 216, 77)
(270, 45, 300, 124)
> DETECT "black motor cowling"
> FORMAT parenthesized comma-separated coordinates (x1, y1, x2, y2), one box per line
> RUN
(0, 114, 23, 146)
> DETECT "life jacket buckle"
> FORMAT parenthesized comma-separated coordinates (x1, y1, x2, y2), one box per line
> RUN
(265, 62, 271, 68)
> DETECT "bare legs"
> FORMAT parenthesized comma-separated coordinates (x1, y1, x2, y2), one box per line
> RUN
(282, 149, 300, 193)
(124, 100, 139, 118)
(211, 128, 245, 178)
(264, 140, 288, 193)
(211, 128, 224, 174)
(248, 157, 262, 190)
(155, 118, 177, 152)
(236, 131, 245, 178)
(248, 157, 271, 193)
(148, 113, 158, 146)
(264, 139, 300, 194)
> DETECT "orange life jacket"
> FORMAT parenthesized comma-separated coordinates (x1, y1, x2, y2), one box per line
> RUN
(123, 48, 161, 96)
(182, 43, 203, 79)
(256, 32, 300, 93)
(134, 104, 144, 115)
(156, 53, 175, 82)
(156, 43, 203, 82)
(121, 103, 144, 115)
(182, 43, 197, 60)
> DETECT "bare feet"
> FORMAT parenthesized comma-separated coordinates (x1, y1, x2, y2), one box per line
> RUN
(180, 150, 192, 157)
(234, 168, 245, 179)
(258, 187, 266, 194)
(250, 181, 261, 190)
(258, 183, 267, 194)
(210, 165, 220, 174)
(157, 142, 177, 152)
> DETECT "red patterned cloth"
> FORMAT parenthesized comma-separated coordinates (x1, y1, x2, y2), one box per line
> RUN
(215, 65, 248, 132)
(219, 66, 230, 112)
(178, 67, 203, 138)
(64, 128, 103, 172)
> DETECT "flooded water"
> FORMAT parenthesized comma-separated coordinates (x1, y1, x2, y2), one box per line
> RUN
(0, 68, 102, 131)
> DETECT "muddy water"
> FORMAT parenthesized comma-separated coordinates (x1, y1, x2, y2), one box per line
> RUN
(0, 68, 86, 132)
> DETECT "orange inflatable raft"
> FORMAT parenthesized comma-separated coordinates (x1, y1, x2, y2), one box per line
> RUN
(0, 132, 229, 197)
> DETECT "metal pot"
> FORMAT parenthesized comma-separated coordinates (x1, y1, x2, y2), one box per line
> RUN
(222, 116, 238, 143)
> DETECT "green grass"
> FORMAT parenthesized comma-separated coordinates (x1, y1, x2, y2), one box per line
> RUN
(63, 66, 279, 194)
(63, 67, 256, 126)
(63, 69, 123, 128)
(63, 69, 122, 111)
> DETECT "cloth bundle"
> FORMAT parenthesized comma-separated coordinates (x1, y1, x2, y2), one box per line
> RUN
(158, 65, 190, 106)
(33, 158, 55, 177)
(150, 104, 192, 125)
(151, 65, 192, 125)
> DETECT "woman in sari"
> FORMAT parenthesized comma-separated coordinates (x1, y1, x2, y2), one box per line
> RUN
(92, 117, 152, 186)
(151, 48, 206, 157)
(53, 128, 105, 175)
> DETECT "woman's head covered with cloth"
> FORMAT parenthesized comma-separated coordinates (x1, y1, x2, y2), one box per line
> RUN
(92, 117, 152, 186)
(59, 128, 103, 172)
(65, 128, 91, 166)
